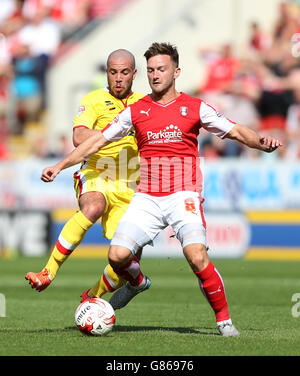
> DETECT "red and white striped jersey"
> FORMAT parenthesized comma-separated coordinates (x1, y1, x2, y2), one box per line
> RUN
(102, 92, 235, 197)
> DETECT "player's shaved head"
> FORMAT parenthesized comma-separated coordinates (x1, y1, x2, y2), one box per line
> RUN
(106, 49, 137, 99)
(107, 49, 136, 69)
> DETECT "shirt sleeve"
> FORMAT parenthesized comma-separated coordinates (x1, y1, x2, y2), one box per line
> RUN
(73, 95, 98, 130)
(102, 106, 134, 141)
(200, 101, 235, 138)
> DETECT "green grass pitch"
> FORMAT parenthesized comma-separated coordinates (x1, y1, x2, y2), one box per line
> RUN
(0, 255, 300, 356)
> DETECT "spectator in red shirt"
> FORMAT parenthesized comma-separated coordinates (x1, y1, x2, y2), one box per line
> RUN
(200, 44, 240, 94)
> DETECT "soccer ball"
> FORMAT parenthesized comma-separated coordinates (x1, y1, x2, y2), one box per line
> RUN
(75, 298, 116, 336)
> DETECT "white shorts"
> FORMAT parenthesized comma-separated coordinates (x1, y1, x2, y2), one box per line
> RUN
(110, 191, 207, 253)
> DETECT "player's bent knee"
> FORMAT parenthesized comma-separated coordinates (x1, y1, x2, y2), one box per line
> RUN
(81, 204, 104, 223)
(108, 245, 132, 267)
(79, 192, 106, 222)
(183, 243, 209, 272)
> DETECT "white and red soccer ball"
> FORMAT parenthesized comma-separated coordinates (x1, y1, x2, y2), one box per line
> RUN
(75, 298, 116, 336)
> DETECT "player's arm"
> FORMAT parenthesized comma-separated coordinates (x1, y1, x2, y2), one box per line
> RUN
(72, 95, 101, 146)
(41, 132, 110, 182)
(73, 127, 98, 147)
(224, 123, 283, 153)
(41, 107, 134, 182)
(200, 102, 283, 153)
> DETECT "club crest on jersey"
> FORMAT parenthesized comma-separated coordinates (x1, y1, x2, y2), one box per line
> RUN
(180, 106, 188, 117)
(77, 105, 86, 116)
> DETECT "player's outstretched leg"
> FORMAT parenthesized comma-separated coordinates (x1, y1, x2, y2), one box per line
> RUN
(184, 243, 240, 337)
(80, 248, 145, 302)
(108, 247, 151, 310)
(25, 269, 52, 292)
(196, 261, 240, 337)
(80, 264, 126, 302)
(25, 211, 93, 291)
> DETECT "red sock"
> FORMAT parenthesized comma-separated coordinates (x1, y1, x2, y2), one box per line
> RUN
(195, 261, 230, 322)
(112, 256, 144, 287)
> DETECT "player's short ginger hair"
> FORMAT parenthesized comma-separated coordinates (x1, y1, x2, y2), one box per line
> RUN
(144, 42, 179, 67)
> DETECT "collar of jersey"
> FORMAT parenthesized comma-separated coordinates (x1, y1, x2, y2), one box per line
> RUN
(147, 92, 184, 107)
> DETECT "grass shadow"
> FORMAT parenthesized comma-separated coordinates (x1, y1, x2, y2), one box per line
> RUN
(112, 325, 218, 336)
(0, 325, 264, 336)
(0, 325, 218, 336)
(63, 325, 218, 336)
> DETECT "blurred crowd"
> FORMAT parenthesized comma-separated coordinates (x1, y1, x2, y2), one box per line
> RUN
(1, 0, 300, 161)
(196, 1, 300, 160)
(0, 0, 131, 159)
